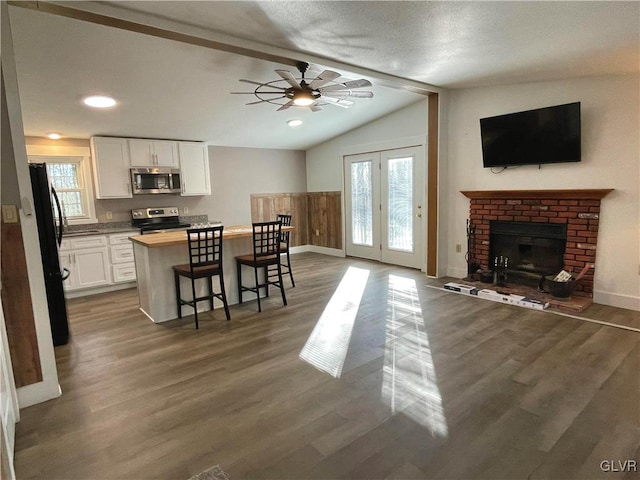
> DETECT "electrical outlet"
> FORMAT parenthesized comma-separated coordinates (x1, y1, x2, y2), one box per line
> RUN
(315, 229, 320, 236)
(105, 211, 113, 220)
(183, 207, 189, 214)
(456, 244, 462, 253)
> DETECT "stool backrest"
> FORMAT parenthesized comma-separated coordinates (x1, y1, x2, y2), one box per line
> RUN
(276, 214, 292, 245)
(187, 225, 224, 268)
(252, 221, 281, 259)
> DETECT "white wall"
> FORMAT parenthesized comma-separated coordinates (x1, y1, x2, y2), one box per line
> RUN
(445, 74, 640, 310)
(208, 146, 307, 225)
(306, 100, 429, 192)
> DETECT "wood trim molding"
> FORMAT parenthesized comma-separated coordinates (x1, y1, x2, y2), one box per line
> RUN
(426, 94, 438, 276)
(1, 221, 43, 387)
(461, 189, 614, 200)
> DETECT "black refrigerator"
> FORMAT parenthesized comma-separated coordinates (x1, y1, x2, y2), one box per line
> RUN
(29, 163, 70, 346)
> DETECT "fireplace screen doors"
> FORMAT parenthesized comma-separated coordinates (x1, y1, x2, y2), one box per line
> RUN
(344, 147, 424, 269)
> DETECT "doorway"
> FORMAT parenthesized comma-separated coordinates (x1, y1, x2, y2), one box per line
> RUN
(344, 146, 425, 269)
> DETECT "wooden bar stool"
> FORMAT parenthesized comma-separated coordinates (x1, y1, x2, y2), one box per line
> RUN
(276, 213, 295, 287)
(172, 225, 230, 329)
(235, 221, 287, 312)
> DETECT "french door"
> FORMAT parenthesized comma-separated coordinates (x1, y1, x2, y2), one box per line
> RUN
(344, 147, 424, 269)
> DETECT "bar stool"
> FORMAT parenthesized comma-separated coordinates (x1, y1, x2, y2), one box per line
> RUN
(235, 221, 287, 312)
(172, 225, 230, 329)
(276, 213, 295, 287)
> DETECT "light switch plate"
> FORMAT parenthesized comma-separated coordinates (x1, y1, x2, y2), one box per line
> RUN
(2, 205, 18, 223)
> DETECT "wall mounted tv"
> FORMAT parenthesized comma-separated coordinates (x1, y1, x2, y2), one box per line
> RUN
(480, 102, 581, 168)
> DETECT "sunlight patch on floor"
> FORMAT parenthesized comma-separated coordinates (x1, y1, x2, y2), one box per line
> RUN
(299, 266, 370, 378)
(382, 274, 448, 438)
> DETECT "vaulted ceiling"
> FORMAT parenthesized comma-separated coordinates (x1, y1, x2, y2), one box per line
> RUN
(8, 1, 639, 150)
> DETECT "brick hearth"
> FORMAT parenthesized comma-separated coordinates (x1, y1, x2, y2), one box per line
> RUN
(461, 189, 613, 297)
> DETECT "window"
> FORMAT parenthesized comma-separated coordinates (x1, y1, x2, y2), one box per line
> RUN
(28, 148, 97, 224)
(46, 160, 86, 218)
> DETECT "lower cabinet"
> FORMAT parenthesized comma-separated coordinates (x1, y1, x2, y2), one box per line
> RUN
(60, 232, 137, 295)
(59, 236, 111, 291)
(109, 233, 137, 284)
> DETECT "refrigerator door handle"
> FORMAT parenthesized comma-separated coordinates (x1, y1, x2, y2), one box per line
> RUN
(51, 186, 65, 245)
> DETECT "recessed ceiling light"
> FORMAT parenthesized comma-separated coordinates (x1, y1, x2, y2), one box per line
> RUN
(287, 119, 303, 127)
(47, 132, 62, 140)
(83, 95, 117, 108)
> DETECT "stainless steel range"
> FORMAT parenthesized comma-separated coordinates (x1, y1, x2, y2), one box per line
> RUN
(132, 207, 191, 234)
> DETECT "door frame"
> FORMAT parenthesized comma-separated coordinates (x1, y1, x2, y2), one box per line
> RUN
(341, 135, 427, 271)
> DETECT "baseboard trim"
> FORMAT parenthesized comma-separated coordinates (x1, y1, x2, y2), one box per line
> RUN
(65, 282, 136, 299)
(306, 245, 345, 257)
(17, 379, 61, 409)
(593, 290, 640, 311)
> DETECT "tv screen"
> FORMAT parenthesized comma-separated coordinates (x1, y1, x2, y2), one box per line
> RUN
(480, 102, 581, 168)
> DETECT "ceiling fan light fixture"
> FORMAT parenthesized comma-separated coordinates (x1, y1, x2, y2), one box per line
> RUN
(292, 92, 315, 106)
(287, 119, 303, 127)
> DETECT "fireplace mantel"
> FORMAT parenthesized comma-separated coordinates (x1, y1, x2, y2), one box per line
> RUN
(461, 189, 614, 200)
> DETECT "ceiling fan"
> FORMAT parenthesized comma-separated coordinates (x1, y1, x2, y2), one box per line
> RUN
(231, 61, 373, 112)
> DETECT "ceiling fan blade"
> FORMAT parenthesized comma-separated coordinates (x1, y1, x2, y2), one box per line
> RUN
(320, 90, 374, 98)
(309, 70, 341, 89)
(310, 104, 323, 112)
(320, 79, 372, 92)
(275, 70, 300, 89)
(321, 96, 355, 108)
(246, 96, 285, 105)
(277, 100, 295, 111)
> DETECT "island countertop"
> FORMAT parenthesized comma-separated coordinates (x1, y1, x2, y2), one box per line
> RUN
(129, 224, 293, 248)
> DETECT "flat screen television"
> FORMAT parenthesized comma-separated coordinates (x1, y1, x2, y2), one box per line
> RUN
(480, 102, 581, 168)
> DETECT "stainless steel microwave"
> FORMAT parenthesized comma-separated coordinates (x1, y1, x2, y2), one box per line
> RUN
(130, 167, 181, 195)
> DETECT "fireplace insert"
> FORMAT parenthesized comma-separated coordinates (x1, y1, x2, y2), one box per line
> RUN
(489, 221, 567, 286)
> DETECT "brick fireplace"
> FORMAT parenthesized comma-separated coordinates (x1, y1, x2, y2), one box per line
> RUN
(461, 189, 613, 297)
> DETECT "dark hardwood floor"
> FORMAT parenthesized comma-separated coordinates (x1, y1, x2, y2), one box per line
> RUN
(14, 253, 640, 479)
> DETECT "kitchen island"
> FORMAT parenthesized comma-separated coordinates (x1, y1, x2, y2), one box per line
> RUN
(129, 225, 293, 323)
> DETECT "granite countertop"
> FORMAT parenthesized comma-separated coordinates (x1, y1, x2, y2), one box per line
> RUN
(64, 227, 139, 237)
(63, 215, 208, 238)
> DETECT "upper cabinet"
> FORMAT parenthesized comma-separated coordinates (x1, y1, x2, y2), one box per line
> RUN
(90, 136, 211, 197)
(90, 137, 132, 199)
(129, 139, 179, 168)
(179, 142, 211, 196)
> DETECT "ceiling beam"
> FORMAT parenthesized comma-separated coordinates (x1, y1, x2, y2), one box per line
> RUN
(8, 0, 441, 96)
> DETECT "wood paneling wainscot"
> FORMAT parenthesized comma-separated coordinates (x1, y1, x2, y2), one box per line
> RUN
(307, 191, 342, 249)
(1, 219, 42, 387)
(251, 192, 341, 249)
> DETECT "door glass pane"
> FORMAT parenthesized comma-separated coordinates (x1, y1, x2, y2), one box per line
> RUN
(351, 161, 373, 246)
(388, 156, 413, 252)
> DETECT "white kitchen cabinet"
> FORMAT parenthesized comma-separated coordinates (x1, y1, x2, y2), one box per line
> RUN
(90, 137, 132, 199)
(129, 139, 179, 168)
(60, 232, 137, 294)
(109, 232, 137, 284)
(178, 141, 211, 196)
(112, 264, 137, 283)
(59, 236, 111, 291)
